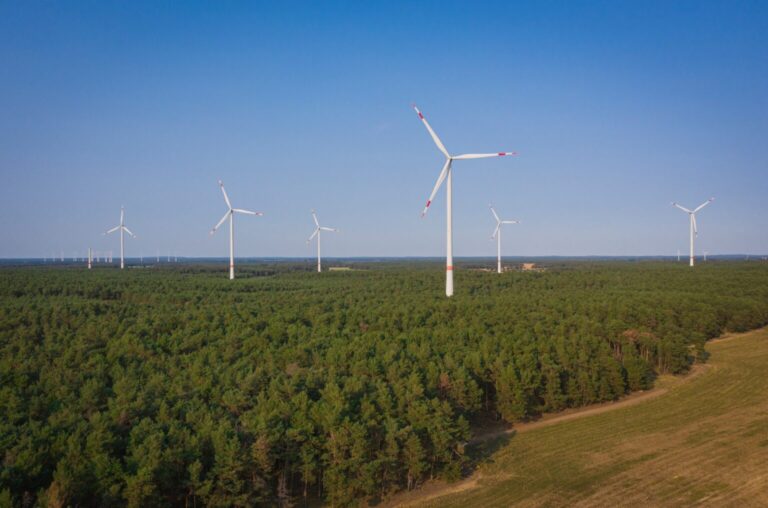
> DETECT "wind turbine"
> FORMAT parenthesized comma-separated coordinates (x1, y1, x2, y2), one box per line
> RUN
(671, 198, 714, 267)
(489, 205, 519, 274)
(210, 180, 263, 280)
(307, 210, 338, 272)
(104, 206, 136, 269)
(413, 105, 517, 296)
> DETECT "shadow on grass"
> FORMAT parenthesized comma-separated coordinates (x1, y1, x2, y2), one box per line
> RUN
(463, 429, 516, 477)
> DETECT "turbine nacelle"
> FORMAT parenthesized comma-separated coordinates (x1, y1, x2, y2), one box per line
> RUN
(414, 105, 518, 219)
(672, 197, 715, 267)
(103, 206, 136, 270)
(413, 104, 518, 295)
(210, 180, 262, 279)
(104, 206, 136, 237)
(307, 211, 338, 242)
(210, 180, 263, 235)
(672, 197, 714, 237)
(307, 210, 338, 272)
(489, 205, 519, 239)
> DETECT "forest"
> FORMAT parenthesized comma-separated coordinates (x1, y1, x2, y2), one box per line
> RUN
(1, 261, 768, 507)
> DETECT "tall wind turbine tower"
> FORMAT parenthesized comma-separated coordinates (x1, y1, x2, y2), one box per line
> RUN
(489, 205, 519, 274)
(672, 198, 714, 267)
(307, 210, 338, 273)
(412, 105, 517, 296)
(210, 180, 263, 279)
(104, 207, 136, 269)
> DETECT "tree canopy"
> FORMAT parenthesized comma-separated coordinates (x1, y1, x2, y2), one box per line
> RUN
(1, 261, 767, 506)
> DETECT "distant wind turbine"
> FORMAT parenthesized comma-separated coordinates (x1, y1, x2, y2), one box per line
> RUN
(210, 180, 263, 280)
(489, 205, 519, 274)
(671, 198, 714, 267)
(307, 210, 338, 273)
(413, 104, 517, 296)
(104, 206, 136, 269)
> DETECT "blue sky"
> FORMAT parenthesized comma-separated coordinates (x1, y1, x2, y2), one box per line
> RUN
(1, 1, 767, 258)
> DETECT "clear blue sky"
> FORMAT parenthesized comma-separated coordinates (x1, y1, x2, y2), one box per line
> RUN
(1, 1, 767, 258)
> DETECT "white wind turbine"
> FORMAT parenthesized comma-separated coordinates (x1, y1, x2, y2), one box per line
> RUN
(104, 206, 136, 269)
(210, 180, 263, 279)
(489, 205, 519, 274)
(413, 104, 517, 296)
(671, 197, 714, 267)
(307, 210, 338, 273)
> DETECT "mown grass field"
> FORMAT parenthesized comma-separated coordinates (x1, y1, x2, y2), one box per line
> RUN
(407, 327, 768, 507)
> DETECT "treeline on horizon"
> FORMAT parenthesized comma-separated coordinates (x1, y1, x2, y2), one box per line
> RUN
(1, 262, 767, 506)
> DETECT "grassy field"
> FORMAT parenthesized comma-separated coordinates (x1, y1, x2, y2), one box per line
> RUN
(405, 327, 768, 507)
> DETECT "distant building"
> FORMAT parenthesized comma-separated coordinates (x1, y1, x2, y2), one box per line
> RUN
(522, 263, 536, 271)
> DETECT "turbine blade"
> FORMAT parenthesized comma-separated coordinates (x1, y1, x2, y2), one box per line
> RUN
(491, 223, 500, 239)
(120, 207, 125, 225)
(307, 228, 319, 242)
(122, 226, 136, 237)
(233, 208, 263, 216)
(320, 227, 337, 232)
(694, 197, 715, 213)
(413, 105, 450, 158)
(311, 210, 319, 227)
(453, 152, 517, 160)
(502, 220, 519, 224)
(210, 211, 230, 235)
(672, 202, 693, 213)
(104, 226, 120, 235)
(421, 159, 451, 217)
(218, 180, 232, 209)
(692, 214, 698, 236)
(489, 205, 500, 222)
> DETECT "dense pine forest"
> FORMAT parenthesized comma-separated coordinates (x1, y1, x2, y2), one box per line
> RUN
(1, 261, 767, 506)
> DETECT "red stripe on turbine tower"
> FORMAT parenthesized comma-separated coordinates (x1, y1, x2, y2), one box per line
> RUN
(446, 266, 454, 271)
